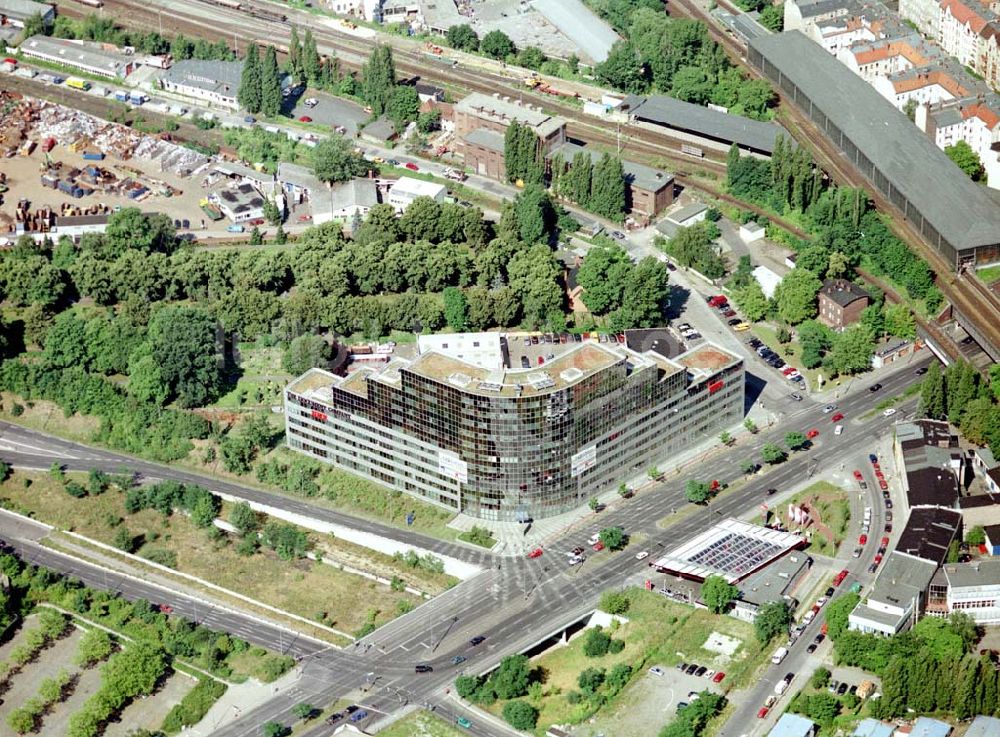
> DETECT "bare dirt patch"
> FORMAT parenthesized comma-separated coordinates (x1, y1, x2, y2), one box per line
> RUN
(103, 671, 195, 737)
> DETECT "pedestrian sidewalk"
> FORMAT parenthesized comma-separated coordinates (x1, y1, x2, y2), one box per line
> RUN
(188, 667, 303, 736)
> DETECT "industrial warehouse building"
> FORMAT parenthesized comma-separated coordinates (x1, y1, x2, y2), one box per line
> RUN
(0, 0, 54, 28)
(284, 337, 743, 521)
(749, 30, 1000, 268)
(19, 35, 136, 79)
(622, 94, 785, 156)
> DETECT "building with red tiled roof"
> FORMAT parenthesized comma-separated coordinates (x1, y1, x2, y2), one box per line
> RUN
(940, 0, 994, 66)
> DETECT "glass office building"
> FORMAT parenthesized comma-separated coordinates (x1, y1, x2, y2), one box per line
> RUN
(284, 336, 744, 521)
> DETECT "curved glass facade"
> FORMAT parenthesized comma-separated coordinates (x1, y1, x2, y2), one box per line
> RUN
(284, 338, 744, 521)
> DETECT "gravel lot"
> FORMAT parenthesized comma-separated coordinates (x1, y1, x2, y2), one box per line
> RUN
(104, 671, 195, 737)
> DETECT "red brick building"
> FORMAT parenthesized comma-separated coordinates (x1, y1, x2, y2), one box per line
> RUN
(817, 279, 870, 330)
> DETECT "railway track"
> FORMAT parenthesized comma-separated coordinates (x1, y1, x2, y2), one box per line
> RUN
(59, 0, 732, 177)
(668, 0, 1000, 357)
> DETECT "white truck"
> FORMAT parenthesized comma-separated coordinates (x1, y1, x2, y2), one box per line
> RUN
(771, 646, 788, 664)
(774, 679, 790, 695)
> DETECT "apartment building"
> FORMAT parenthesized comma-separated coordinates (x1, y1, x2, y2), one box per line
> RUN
(284, 337, 744, 522)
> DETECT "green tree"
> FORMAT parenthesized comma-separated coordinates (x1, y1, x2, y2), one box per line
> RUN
(945, 140, 986, 182)
(823, 592, 859, 639)
(282, 334, 331, 376)
(262, 722, 287, 737)
(685, 479, 711, 504)
(361, 45, 396, 116)
(774, 268, 822, 324)
(312, 135, 369, 183)
(761, 442, 787, 464)
(388, 85, 420, 126)
(502, 700, 538, 730)
(446, 24, 479, 51)
(504, 121, 543, 185)
(113, 526, 135, 553)
(238, 43, 262, 113)
(302, 29, 321, 84)
(599, 591, 630, 615)
(828, 325, 875, 375)
(754, 600, 791, 643)
(701, 575, 739, 613)
(589, 153, 626, 222)
(920, 360, 947, 419)
(75, 628, 114, 667)
(810, 667, 831, 689)
(293, 703, 315, 719)
(598, 526, 626, 550)
(491, 655, 532, 699)
(6, 708, 34, 735)
(719, 430, 732, 445)
(595, 41, 648, 94)
(784, 431, 808, 451)
(576, 244, 632, 314)
(481, 29, 516, 59)
(577, 667, 606, 695)
(968, 526, 987, 545)
(260, 46, 282, 117)
(230, 501, 259, 536)
(146, 306, 221, 408)
(564, 151, 593, 205)
(744, 418, 757, 433)
(883, 302, 916, 339)
(442, 287, 469, 331)
(734, 280, 768, 322)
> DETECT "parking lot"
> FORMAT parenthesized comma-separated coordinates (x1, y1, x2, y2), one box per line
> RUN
(505, 332, 624, 371)
(286, 90, 369, 135)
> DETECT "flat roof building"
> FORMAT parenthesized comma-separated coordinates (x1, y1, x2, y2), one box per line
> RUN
(0, 0, 54, 27)
(650, 518, 805, 583)
(849, 550, 938, 635)
(19, 35, 136, 79)
(209, 182, 266, 223)
(530, 0, 620, 63)
(285, 336, 744, 521)
(749, 30, 1000, 268)
(386, 176, 447, 212)
(896, 507, 962, 563)
(893, 419, 963, 512)
(623, 94, 785, 156)
(929, 558, 1000, 624)
(767, 714, 817, 737)
(966, 716, 1000, 737)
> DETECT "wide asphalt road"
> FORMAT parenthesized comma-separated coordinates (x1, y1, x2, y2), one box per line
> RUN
(0, 356, 932, 736)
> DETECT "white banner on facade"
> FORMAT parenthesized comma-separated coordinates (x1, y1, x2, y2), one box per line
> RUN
(571, 445, 598, 477)
(438, 450, 468, 483)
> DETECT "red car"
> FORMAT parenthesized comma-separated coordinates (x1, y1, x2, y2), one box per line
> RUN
(723, 309, 737, 318)
(879, 479, 889, 491)
(853, 470, 864, 481)
(757, 707, 770, 719)
(806, 429, 819, 439)
(782, 366, 796, 376)
(874, 554, 883, 564)
(712, 671, 726, 683)
(833, 569, 848, 586)
(405, 162, 420, 171)
(831, 412, 844, 422)
(881, 536, 890, 546)
(298, 115, 313, 123)
(708, 295, 727, 307)
(593, 541, 605, 552)
(159, 604, 173, 614)
(859, 534, 868, 545)
(527, 548, 543, 559)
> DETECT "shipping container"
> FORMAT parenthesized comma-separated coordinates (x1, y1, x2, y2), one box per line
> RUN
(114, 90, 129, 101)
(66, 78, 91, 91)
(82, 151, 105, 161)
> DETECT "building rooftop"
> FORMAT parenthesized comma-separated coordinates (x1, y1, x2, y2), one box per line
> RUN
(853, 719, 895, 737)
(213, 161, 275, 186)
(531, 0, 620, 63)
(417, 332, 504, 370)
(162, 59, 247, 98)
(866, 550, 938, 607)
(983, 523, 1000, 541)
(910, 717, 952, 737)
(940, 559, 1000, 588)
(651, 518, 805, 583)
(330, 178, 378, 212)
(753, 265, 784, 300)
(749, 30, 1000, 251)
(896, 507, 962, 564)
(966, 715, 1000, 737)
(675, 344, 742, 377)
(362, 115, 397, 141)
(897, 420, 961, 509)
(959, 494, 1000, 509)
(820, 278, 869, 307)
(0, 0, 53, 23)
(463, 127, 506, 152)
(767, 712, 816, 737)
(623, 94, 784, 154)
(668, 202, 709, 223)
(624, 328, 685, 360)
(21, 35, 133, 76)
(456, 92, 567, 139)
(211, 182, 264, 216)
(547, 142, 674, 193)
(389, 176, 447, 199)
(277, 162, 325, 195)
(53, 214, 109, 227)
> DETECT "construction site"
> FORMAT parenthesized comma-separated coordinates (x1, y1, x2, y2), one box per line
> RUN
(0, 91, 235, 241)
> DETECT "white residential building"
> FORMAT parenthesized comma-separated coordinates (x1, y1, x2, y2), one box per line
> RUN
(386, 176, 446, 212)
(938, 0, 993, 68)
(918, 96, 1000, 187)
(928, 559, 1000, 624)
